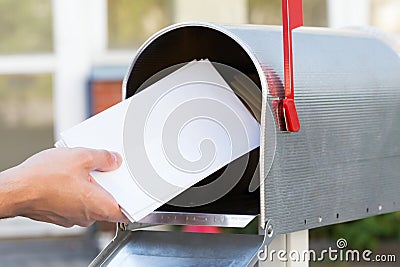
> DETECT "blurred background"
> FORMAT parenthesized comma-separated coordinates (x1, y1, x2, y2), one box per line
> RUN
(0, 0, 399, 266)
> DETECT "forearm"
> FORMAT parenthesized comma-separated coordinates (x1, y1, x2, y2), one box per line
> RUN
(0, 166, 33, 219)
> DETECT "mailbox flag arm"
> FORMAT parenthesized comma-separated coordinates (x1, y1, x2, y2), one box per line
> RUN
(282, 0, 303, 132)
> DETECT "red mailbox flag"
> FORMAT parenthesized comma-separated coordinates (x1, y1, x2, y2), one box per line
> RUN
(282, 0, 303, 132)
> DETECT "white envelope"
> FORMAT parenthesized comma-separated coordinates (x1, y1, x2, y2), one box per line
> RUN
(56, 60, 260, 222)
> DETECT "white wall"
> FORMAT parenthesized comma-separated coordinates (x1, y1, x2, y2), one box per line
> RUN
(327, 0, 371, 28)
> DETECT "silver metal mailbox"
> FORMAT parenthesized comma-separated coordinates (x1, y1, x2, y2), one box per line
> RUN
(90, 22, 400, 266)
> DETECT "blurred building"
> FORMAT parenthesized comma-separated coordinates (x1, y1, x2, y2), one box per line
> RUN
(0, 0, 399, 239)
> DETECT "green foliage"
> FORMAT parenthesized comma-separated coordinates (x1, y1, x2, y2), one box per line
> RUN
(0, 0, 52, 54)
(311, 212, 400, 250)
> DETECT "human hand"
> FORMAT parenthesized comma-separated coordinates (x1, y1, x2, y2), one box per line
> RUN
(0, 147, 128, 227)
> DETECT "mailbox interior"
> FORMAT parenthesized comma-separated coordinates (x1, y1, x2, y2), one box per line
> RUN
(124, 26, 263, 217)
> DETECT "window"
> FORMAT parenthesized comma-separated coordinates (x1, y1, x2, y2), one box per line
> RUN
(0, 74, 53, 170)
(107, 0, 173, 49)
(248, 0, 327, 27)
(0, 0, 54, 171)
(0, 0, 52, 54)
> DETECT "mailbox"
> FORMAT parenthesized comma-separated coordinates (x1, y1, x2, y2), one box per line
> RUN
(90, 22, 400, 266)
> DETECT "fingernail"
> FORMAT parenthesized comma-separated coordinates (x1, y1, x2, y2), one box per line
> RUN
(111, 152, 121, 164)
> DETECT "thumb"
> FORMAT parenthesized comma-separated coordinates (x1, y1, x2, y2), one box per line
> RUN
(81, 149, 122, 172)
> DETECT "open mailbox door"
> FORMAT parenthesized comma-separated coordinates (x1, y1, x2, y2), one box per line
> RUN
(90, 230, 266, 266)
(90, 21, 400, 266)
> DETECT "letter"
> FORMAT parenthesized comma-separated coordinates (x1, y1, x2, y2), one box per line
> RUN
(289, 250, 300, 262)
(328, 247, 338, 261)
(278, 250, 288, 262)
(318, 250, 327, 262)
(258, 248, 267, 261)
(362, 250, 372, 262)
(302, 250, 317, 262)
(346, 250, 360, 262)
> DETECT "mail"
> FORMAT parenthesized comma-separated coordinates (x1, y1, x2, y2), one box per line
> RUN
(56, 60, 260, 222)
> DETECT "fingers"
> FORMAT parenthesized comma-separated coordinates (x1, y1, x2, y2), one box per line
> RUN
(105, 205, 129, 223)
(85, 181, 129, 223)
(76, 148, 122, 172)
(75, 148, 128, 223)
